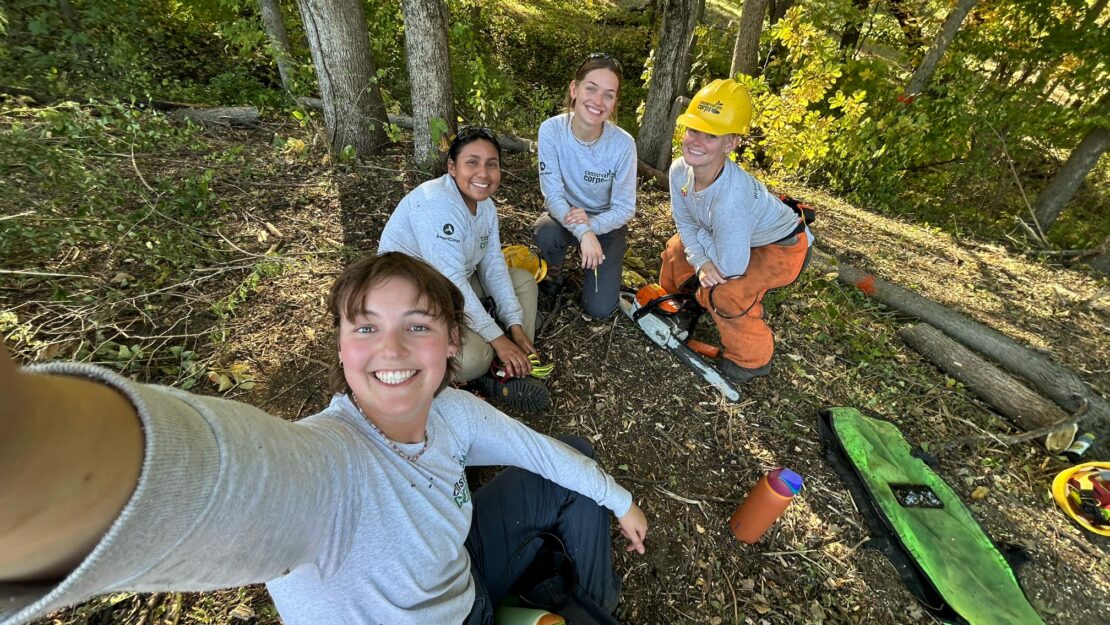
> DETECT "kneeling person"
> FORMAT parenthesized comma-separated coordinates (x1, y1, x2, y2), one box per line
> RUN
(662, 79, 813, 382)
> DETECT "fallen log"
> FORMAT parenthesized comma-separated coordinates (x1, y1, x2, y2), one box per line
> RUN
(899, 323, 1079, 452)
(637, 160, 669, 189)
(172, 106, 261, 129)
(297, 98, 538, 154)
(814, 248, 1110, 457)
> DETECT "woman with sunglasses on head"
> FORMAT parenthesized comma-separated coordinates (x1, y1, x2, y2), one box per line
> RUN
(534, 54, 637, 319)
(0, 252, 648, 625)
(379, 128, 548, 411)
(661, 79, 813, 383)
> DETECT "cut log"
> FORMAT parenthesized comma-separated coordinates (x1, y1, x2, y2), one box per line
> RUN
(899, 323, 1077, 451)
(813, 248, 1110, 457)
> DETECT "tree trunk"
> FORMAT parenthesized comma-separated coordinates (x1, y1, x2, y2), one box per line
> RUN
(814, 249, 1110, 456)
(901, 0, 980, 100)
(767, 0, 793, 26)
(899, 323, 1078, 451)
(1082, 0, 1108, 29)
(1032, 126, 1110, 231)
(839, 0, 871, 52)
(260, 0, 296, 92)
(401, 0, 456, 174)
(730, 0, 768, 78)
(764, 0, 794, 68)
(638, 0, 703, 171)
(295, 0, 389, 155)
(885, 0, 924, 49)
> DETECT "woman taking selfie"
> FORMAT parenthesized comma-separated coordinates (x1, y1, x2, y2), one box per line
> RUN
(0, 252, 648, 625)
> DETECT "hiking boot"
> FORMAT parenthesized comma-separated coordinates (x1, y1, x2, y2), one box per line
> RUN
(716, 359, 772, 383)
(473, 374, 552, 412)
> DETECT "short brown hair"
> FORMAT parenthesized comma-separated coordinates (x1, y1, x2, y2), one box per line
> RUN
(327, 252, 465, 396)
(565, 53, 623, 117)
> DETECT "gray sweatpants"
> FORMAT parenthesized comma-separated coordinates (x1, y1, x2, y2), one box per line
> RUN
(533, 214, 627, 319)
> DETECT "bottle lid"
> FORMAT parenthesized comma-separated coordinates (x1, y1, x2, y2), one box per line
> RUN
(769, 467, 803, 495)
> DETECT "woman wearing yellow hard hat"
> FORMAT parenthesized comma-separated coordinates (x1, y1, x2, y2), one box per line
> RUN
(660, 79, 814, 382)
(533, 54, 637, 319)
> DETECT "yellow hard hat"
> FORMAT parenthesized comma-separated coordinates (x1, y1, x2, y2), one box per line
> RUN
(1052, 462, 1110, 536)
(502, 245, 548, 282)
(675, 79, 753, 136)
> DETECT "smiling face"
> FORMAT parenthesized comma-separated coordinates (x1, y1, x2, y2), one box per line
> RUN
(338, 277, 458, 440)
(681, 128, 740, 170)
(569, 67, 620, 127)
(447, 138, 501, 213)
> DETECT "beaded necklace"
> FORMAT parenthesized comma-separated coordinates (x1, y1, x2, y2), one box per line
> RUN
(350, 393, 429, 463)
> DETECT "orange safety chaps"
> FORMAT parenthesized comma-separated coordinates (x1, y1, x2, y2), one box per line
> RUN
(660, 231, 809, 369)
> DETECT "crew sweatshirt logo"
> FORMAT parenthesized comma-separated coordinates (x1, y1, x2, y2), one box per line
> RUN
(539, 161, 549, 175)
(583, 169, 616, 184)
(437, 222, 460, 244)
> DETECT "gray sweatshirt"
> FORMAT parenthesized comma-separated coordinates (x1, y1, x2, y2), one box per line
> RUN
(537, 113, 637, 241)
(669, 157, 812, 276)
(378, 174, 523, 342)
(2, 364, 632, 625)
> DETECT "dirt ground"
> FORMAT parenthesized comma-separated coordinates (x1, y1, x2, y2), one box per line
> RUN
(10, 123, 1109, 625)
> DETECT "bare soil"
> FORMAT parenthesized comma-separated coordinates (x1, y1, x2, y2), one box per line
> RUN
(11, 123, 1108, 625)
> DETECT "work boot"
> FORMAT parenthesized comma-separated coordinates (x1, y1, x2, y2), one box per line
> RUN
(717, 359, 772, 383)
(538, 266, 565, 299)
(473, 374, 552, 412)
(539, 277, 564, 299)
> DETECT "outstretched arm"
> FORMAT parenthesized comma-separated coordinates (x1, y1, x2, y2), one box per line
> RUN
(0, 343, 143, 582)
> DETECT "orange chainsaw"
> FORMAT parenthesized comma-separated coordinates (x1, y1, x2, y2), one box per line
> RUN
(619, 284, 742, 402)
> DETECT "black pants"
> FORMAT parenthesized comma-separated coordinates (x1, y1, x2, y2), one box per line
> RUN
(533, 215, 628, 319)
(463, 436, 621, 624)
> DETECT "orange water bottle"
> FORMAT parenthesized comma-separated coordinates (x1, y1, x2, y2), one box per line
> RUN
(729, 468, 803, 543)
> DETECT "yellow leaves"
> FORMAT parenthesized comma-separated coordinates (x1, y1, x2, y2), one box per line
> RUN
(208, 362, 256, 393)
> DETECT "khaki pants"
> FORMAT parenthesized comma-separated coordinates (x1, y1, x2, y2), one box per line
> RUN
(454, 268, 539, 382)
(660, 232, 809, 369)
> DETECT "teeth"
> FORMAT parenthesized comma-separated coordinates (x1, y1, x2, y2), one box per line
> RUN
(473, 182, 488, 189)
(375, 370, 416, 385)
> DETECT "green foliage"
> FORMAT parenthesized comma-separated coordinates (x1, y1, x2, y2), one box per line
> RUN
(0, 0, 290, 105)
(738, 7, 868, 174)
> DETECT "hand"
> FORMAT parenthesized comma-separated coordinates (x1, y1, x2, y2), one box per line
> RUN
(508, 325, 537, 361)
(562, 207, 589, 226)
(580, 231, 605, 270)
(697, 261, 728, 288)
(0, 342, 143, 581)
(618, 503, 648, 554)
(490, 334, 532, 378)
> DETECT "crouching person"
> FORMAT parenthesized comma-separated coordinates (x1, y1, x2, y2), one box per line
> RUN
(661, 79, 813, 383)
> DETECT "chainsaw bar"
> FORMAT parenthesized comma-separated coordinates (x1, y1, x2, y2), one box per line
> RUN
(619, 292, 742, 402)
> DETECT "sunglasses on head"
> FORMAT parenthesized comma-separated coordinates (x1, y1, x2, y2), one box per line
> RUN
(579, 52, 622, 74)
(455, 126, 496, 142)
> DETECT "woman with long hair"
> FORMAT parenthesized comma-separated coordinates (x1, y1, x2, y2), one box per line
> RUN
(379, 127, 549, 411)
(534, 54, 637, 319)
